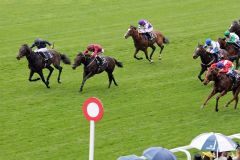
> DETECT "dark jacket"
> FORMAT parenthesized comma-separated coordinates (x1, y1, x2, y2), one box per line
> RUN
(31, 39, 51, 49)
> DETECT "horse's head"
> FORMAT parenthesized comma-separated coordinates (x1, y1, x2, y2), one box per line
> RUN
(193, 43, 205, 59)
(218, 37, 227, 49)
(124, 25, 137, 39)
(16, 44, 31, 60)
(203, 67, 219, 85)
(229, 21, 239, 32)
(72, 52, 86, 69)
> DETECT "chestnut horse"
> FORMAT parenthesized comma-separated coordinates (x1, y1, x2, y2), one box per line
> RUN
(202, 67, 240, 112)
(72, 52, 123, 92)
(16, 44, 71, 88)
(193, 44, 229, 82)
(124, 25, 169, 62)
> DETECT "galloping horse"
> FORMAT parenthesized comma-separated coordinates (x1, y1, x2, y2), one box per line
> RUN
(202, 67, 240, 112)
(218, 37, 239, 68)
(16, 44, 71, 88)
(72, 52, 123, 92)
(124, 25, 169, 62)
(229, 21, 240, 37)
(193, 44, 229, 82)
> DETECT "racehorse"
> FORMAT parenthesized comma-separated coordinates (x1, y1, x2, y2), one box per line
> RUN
(193, 44, 229, 82)
(229, 20, 240, 37)
(202, 67, 240, 112)
(72, 52, 123, 92)
(218, 37, 239, 68)
(124, 25, 169, 62)
(16, 44, 71, 88)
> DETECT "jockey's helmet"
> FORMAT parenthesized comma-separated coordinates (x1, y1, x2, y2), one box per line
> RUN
(216, 62, 224, 69)
(224, 30, 230, 37)
(138, 20, 146, 26)
(87, 45, 94, 51)
(205, 38, 212, 46)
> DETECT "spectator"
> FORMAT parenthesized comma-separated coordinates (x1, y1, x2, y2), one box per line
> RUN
(193, 154, 202, 160)
(214, 152, 227, 160)
(233, 146, 240, 160)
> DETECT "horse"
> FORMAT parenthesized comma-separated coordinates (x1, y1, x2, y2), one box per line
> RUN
(16, 44, 71, 88)
(201, 67, 240, 112)
(124, 25, 169, 62)
(193, 44, 229, 82)
(229, 20, 240, 37)
(218, 37, 240, 68)
(72, 52, 123, 92)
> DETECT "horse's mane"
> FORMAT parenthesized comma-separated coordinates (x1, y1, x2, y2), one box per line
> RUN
(130, 25, 137, 30)
(22, 44, 29, 48)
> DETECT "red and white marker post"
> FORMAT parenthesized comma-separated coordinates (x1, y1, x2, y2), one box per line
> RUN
(82, 97, 104, 160)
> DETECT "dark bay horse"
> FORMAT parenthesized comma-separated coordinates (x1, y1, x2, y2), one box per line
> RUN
(16, 44, 71, 88)
(218, 37, 240, 68)
(202, 67, 240, 112)
(72, 53, 123, 92)
(229, 21, 240, 37)
(124, 25, 169, 62)
(193, 44, 229, 82)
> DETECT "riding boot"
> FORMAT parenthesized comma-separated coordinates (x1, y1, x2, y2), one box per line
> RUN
(96, 56, 103, 71)
(145, 33, 151, 41)
(213, 53, 219, 63)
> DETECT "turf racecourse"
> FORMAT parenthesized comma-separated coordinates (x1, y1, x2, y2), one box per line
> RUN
(1, 0, 240, 159)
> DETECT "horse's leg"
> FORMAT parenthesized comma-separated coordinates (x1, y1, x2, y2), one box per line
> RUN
(201, 89, 216, 109)
(29, 70, 40, 81)
(134, 49, 143, 60)
(149, 45, 156, 62)
(225, 91, 236, 108)
(198, 67, 206, 82)
(107, 72, 113, 88)
(37, 70, 50, 88)
(143, 49, 151, 62)
(46, 65, 54, 83)
(215, 91, 227, 112)
(80, 72, 93, 92)
(158, 45, 164, 60)
(53, 64, 62, 83)
(233, 87, 240, 109)
(111, 73, 118, 86)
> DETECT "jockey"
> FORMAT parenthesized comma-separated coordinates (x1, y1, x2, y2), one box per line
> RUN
(204, 38, 221, 62)
(224, 30, 240, 49)
(215, 60, 238, 82)
(30, 38, 52, 60)
(138, 19, 154, 40)
(83, 44, 104, 67)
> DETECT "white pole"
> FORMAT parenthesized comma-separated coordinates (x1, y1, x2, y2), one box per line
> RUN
(89, 120, 95, 160)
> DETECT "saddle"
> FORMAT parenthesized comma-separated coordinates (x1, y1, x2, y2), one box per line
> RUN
(141, 32, 156, 42)
(37, 51, 53, 61)
(95, 56, 107, 72)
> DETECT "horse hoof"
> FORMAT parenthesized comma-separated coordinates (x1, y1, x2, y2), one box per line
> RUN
(200, 105, 204, 109)
(224, 104, 229, 107)
(150, 59, 154, 63)
(215, 109, 219, 112)
(58, 80, 61, 84)
(158, 56, 162, 60)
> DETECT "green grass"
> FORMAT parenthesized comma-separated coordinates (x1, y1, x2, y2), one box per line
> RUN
(1, 0, 240, 160)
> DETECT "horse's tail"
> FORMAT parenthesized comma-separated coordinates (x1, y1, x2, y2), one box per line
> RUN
(163, 37, 169, 44)
(114, 59, 123, 68)
(60, 54, 71, 64)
